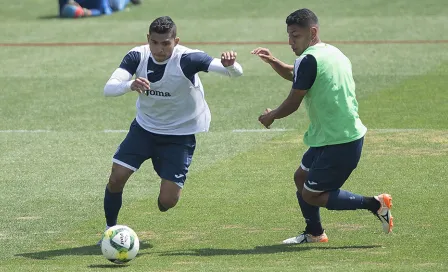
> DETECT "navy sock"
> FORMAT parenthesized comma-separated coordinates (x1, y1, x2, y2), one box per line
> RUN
(326, 189, 366, 210)
(104, 187, 123, 227)
(363, 196, 381, 213)
(297, 191, 323, 236)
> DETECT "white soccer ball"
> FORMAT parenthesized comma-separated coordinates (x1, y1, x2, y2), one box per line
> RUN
(101, 225, 140, 264)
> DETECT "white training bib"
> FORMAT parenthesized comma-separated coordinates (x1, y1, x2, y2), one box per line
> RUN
(132, 45, 211, 135)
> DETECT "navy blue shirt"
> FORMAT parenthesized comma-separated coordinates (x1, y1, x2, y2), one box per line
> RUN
(119, 51, 214, 85)
(292, 54, 317, 90)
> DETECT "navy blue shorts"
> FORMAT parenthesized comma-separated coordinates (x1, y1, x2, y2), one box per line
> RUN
(113, 119, 196, 188)
(301, 137, 364, 193)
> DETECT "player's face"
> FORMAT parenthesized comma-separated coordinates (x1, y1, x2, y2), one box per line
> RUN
(147, 32, 179, 62)
(287, 24, 317, 56)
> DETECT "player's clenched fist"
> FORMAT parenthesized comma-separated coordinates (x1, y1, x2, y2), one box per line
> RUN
(221, 51, 237, 67)
(258, 108, 275, 129)
(131, 77, 150, 94)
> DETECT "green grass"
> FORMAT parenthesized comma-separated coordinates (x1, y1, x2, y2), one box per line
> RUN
(0, 0, 447, 271)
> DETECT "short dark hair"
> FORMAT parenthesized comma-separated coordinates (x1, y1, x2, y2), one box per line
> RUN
(149, 16, 177, 38)
(286, 9, 318, 28)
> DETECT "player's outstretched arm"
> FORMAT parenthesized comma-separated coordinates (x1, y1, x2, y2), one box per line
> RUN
(251, 47, 294, 82)
(104, 68, 149, 97)
(207, 51, 243, 77)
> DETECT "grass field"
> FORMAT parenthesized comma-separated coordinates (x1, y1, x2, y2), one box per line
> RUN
(1, 0, 447, 271)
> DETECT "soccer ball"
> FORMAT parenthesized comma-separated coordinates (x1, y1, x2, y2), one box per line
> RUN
(101, 225, 140, 264)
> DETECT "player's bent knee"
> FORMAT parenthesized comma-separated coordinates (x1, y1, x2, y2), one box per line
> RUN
(107, 163, 134, 192)
(302, 189, 318, 205)
(158, 195, 179, 211)
(107, 176, 126, 192)
(157, 198, 170, 212)
(158, 179, 182, 211)
(294, 168, 308, 192)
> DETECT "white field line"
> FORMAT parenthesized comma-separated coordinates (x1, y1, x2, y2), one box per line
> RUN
(370, 128, 425, 133)
(0, 130, 51, 133)
(101, 128, 294, 133)
(0, 128, 442, 133)
(231, 128, 294, 133)
(103, 130, 129, 133)
(102, 128, 433, 133)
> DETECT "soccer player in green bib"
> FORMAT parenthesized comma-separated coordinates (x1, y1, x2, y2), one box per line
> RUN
(252, 8, 393, 244)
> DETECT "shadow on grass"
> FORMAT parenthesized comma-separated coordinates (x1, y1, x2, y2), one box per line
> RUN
(88, 264, 130, 269)
(37, 15, 93, 20)
(37, 15, 61, 20)
(158, 244, 382, 257)
(15, 241, 153, 260)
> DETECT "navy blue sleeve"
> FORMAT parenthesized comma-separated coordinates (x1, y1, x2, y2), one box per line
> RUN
(180, 52, 214, 79)
(292, 54, 317, 90)
(119, 51, 141, 76)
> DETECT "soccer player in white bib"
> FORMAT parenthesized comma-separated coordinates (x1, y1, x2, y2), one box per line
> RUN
(101, 16, 243, 238)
